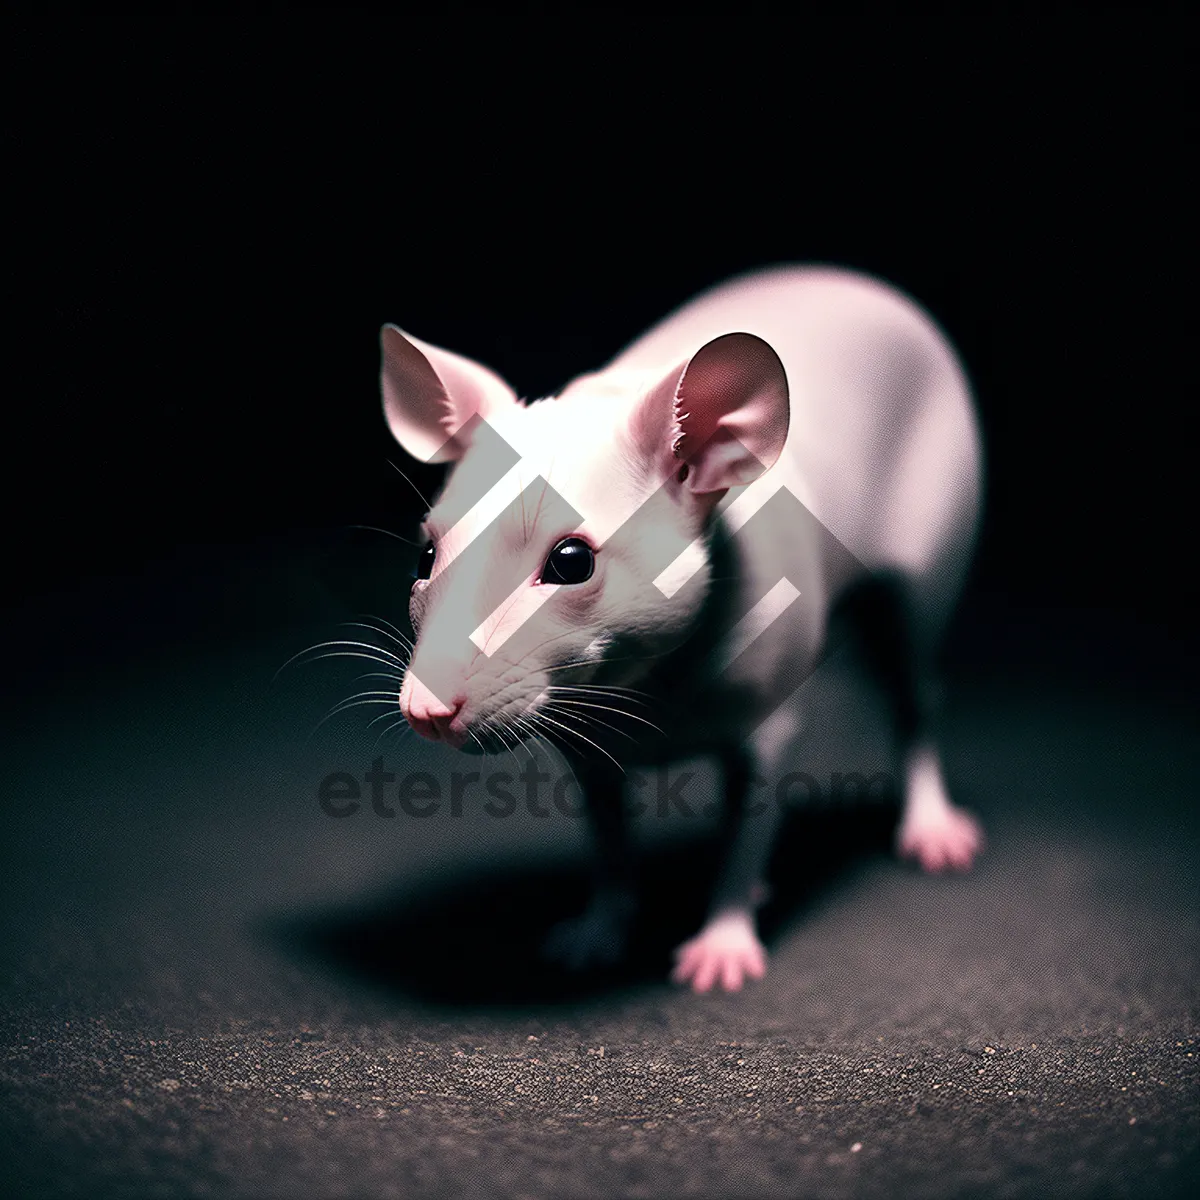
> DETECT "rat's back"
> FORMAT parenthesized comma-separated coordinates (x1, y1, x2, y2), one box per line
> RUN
(609, 266, 983, 625)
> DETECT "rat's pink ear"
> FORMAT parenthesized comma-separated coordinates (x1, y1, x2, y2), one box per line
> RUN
(631, 332, 790, 498)
(380, 325, 519, 463)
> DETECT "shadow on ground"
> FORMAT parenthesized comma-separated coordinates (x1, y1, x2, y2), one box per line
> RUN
(269, 803, 900, 1009)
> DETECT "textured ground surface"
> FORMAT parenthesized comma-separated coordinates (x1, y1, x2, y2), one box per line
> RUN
(1, 544, 1197, 1198)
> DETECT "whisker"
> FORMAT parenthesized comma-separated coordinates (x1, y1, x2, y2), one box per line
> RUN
(281, 650, 409, 678)
(308, 638, 407, 663)
(530, 456, 557, 535)
(366, 705, 404, 730)
(372, 714, 411, 754)
(308, 695, 404, 741)
(540, 651, 671, 675)
(528, 711, 625, 774)
(356, 613, 416, 653)
(484, 716, 514, 760)
(526, 712, 575, 760)
(482, 718, 523, 770)
(553, 681, 652, 695)
(520, 465, 528, 543)
(467, 727, 493, 758)
(545, 683, 653, 706)
(345, 524, 421, 547)
(341, 621, 414, 656)
(544, 693, 664, 734)
(386, 458, 435, 511)
(497, 714, 537, 763)
(274, 638, 406, 682)
(542, 702, 638, 744)
(522, 712, 565, 759)
(327, 688, 401, 703)
(516, 715, 570, 777)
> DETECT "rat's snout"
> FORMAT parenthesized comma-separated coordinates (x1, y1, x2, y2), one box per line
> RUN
(399, 673, 468, 749)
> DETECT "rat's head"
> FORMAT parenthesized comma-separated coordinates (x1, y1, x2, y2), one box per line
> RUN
(379, 324, 789, 753)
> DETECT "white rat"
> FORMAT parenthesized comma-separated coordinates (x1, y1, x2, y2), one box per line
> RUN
(379, 265, 984, 992)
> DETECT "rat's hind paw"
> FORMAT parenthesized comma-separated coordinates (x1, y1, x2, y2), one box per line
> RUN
(542, 892, 634, 972)
(897, 803, 985, 873)
(671, 910, 767, 994)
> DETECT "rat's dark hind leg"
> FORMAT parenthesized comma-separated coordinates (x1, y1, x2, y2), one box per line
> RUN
(541, 759, 636, 970)
(671, 706, 800, 993)
(844, 575, 984, 872)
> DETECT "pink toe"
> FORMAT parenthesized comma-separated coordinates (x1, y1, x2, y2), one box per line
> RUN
(720, 958, 743, 992)
(671, 949, 698, 985)
(692, 959, 718, 993)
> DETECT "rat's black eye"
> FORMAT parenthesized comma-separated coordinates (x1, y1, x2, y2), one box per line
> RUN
(541, 537, 595, 585)
(415, 542, 436, 580)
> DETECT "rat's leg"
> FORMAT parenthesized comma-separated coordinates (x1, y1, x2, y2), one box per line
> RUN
(856, 577, 984, 871)
(541, 759, 636, 970)
(897, 741, 983, 871)
(671, 704, 799, 993)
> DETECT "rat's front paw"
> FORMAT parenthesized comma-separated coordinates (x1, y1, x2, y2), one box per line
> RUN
(542, 892, 634, 971)
(671, 910, 767, 993)
(897, 803, 984, 872)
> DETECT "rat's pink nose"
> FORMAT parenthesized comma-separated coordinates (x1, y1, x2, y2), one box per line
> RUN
(400, 675, 468, 748)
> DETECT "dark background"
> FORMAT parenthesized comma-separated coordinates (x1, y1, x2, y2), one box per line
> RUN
(3, 10, 1197, 1199)
(6, 6, 1194, 688)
